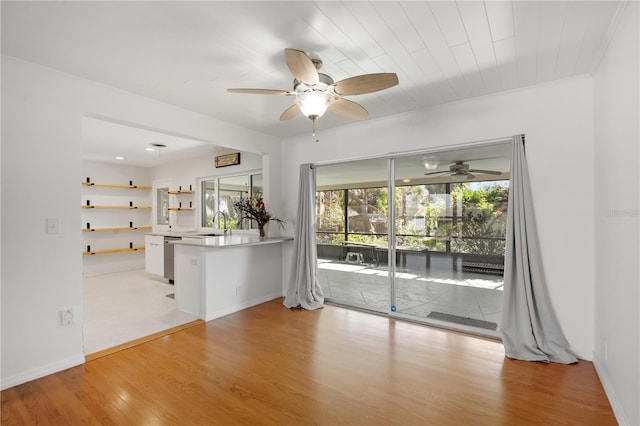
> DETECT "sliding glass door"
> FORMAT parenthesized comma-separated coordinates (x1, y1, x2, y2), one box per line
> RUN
(391, 147, 509, 336)
(315, 142, 511, 336)
(316, 158, 389, 312)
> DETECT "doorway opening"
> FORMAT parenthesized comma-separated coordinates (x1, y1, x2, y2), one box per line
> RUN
(81, 116, 215, 356)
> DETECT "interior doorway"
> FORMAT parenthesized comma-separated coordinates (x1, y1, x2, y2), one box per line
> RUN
(80, 116, 214, 356)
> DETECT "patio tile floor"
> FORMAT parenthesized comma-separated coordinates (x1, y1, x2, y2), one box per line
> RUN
(318, 258, 504, 335)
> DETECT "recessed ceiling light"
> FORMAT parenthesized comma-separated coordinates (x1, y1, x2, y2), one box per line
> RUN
(402, 178, 411, 183)
(115, 156, 125, 160)
(145, 147, 156, 152)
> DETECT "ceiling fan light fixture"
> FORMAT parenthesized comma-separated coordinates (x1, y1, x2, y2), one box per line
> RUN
(296, 85, 332, 119)
(451, 173, 468, 182)
(422, 155, 440, 171)
(226, 48, 398, 143)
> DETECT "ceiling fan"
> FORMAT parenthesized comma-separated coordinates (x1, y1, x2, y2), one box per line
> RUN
(227, 48, 399, 141)
(424, 161, 502, 181)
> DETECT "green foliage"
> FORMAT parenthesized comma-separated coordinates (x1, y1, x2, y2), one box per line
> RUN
(345, 233, 388, 246)
(315, 181, 508, 256)
(449, 182, 508, 255)
(316, 191, 345, 232)
(316, 232, 345, 245)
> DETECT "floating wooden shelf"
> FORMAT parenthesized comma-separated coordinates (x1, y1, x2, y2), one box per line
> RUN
(82, 182, 151, 190)
(83, 226, 152, 232)
(82, 205, 152, 210)
(83, 246, 145, 255)
(168, 185, 193, 194)
(167, 207, 194, 211)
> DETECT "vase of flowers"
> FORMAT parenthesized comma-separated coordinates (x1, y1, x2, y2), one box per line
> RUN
(234, 197, 284, 239)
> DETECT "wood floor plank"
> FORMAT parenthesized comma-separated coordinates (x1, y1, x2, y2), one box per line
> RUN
(1, 299, 616, 425)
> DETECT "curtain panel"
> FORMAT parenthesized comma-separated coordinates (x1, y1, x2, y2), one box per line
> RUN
(500, 135, 577, 364)
(283, 164, 324, 310)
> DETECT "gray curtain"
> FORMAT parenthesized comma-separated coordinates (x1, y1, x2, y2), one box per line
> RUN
(283, 164, 324, 310)
(500, 135, 578, 364)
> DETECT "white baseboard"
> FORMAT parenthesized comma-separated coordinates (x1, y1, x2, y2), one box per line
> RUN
(205, 293, 282, 322)
(1, 353, 85, 391)
(593, 352, 630, 426)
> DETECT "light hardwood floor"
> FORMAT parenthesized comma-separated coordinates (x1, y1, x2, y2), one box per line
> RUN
(2, 298, 616, 425)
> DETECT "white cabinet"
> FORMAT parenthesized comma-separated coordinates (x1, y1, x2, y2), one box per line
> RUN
(145, 235, 164, 276)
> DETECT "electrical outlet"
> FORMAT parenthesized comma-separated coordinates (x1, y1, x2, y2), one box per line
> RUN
(60, 308, 74, 326)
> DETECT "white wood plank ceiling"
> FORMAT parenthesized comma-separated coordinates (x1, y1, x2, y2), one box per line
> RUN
(1, 1, 624, 155)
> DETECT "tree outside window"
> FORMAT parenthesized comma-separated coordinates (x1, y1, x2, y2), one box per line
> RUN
(316, 180, 508, 257)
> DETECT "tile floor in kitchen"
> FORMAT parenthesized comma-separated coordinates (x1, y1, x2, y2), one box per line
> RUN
(83, 269, 199, 355)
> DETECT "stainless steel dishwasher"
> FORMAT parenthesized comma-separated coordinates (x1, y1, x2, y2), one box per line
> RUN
(164, 236, 181, 283)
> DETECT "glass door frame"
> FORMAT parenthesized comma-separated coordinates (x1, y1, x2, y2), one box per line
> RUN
(315, 137, 511, 339)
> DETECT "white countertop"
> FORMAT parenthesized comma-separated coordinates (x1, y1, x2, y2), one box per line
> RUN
(172, 235, 293, 248)
(146, 231, 221, 237)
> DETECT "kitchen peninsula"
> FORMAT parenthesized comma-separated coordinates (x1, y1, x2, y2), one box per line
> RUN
(172, 235, 292, 321)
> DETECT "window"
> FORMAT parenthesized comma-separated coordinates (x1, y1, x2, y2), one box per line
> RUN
(156, 187, 169, 225)
(200, 173, 262, 230)
(202, 181, 216, 227)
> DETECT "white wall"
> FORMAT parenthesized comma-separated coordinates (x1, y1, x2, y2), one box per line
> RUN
(82, 161, 151, 275)
(593, 2, 640, 425)
(0, 56, 281, 389)
(282, 76, 596, 359)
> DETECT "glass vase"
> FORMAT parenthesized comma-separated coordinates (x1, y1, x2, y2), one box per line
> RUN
(258, 224, 266, 239)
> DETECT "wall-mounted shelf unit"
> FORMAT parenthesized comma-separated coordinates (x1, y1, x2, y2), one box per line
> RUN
(167, 185, 195, 215)
(82, 178, 151, 190)
(168, 204, 194, 211)
(83, 246, 145, 255)
(82, 205, 152, 209)
(82, 176, 151, 261)
(168, 184, 193, 195)
(83, 225, 152, 232)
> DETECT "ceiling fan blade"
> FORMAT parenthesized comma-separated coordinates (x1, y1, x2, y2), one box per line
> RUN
(279, 104, 301, 121)
(333, 73, 399, 96)
(468, 169, 502, 175)
(424, 171, 450, 176)
(328, 98, 368, 120)
(227, 88, 291, 95)
(284, 48, 319, 86)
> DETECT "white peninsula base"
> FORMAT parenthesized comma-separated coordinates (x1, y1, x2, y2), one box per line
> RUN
(173, 236, 292, 321)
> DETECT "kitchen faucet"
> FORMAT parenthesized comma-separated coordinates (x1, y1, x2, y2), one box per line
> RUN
(213, 210, 230, 235)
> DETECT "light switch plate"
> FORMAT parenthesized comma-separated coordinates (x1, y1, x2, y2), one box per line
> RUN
(46, 218, 61, 234)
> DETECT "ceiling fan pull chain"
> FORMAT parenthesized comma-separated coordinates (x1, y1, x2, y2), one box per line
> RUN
(312, 117, 319, 143)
